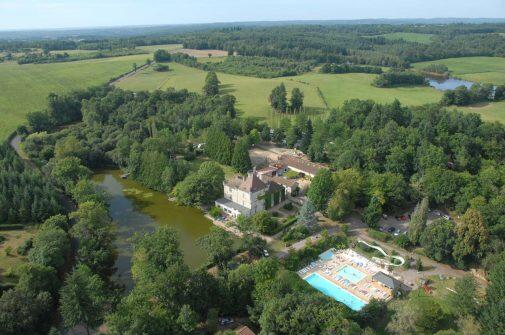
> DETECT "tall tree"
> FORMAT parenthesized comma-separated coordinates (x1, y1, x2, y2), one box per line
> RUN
(290, 87, 304, 113)
(269, 83, 287, 113)
(408, 198, 429, 245)
(59, 265, 108, 335)
(203, 71, 220, 96)
(197, 227, 234, 269)
(307, 169, 334, 211)
(480, 254, 505, 334)
(453, 208, 489, 263)
(231, 137, 252, 174)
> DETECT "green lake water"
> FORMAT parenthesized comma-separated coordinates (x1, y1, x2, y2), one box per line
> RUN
(92, 169, 213, 288)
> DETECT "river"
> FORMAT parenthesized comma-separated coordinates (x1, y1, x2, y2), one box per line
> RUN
(92, 169, 213, 289)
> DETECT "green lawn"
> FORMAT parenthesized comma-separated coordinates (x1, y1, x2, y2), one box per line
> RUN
(456, 100, 505, 123)
(118, 62, 445, 125)
(378, 32, 434, 44)
(413, 56, 505, 85)
(136, 44, 183, 53)
(0, 228, 35, 285)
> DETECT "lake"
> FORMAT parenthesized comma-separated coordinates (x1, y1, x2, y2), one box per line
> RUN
(92, 169, 213, 288)
(427, 77, 475, 91)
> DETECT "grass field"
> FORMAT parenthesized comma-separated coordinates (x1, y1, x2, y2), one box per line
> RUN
(118, 62, 443, 124)
(137, 44, 183, 53)
(413, 57, 505, 85)
(457, 100, 505, 123)
(377, 32, 434, 43)
(0, 54, 159, 140)
(0, 228, 35, 285)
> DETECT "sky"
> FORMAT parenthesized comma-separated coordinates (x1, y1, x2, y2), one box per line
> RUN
(0, 0, 504, 30)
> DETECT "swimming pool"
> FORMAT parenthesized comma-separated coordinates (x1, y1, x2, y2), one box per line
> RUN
(319, 249, 335, 261)
(305, 273, 367, 311)
(337, 265, 366, 284)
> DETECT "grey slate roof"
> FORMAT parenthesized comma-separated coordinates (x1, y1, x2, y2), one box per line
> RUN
(215, 198, 249, 215)
(372, 272, 401, 290)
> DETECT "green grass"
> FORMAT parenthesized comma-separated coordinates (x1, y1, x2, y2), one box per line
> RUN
(456, 100, 505, 123)
(136, 44, 183, 53)
(118, 62, 444, 125)
(0, 228, 35, 285)
(0, 55, 150, 140)
(378, 32, 434, 44)
(413, 56, 505, 85)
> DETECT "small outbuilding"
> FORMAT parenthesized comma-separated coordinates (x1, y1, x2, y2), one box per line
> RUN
(372, 271, 402, 294)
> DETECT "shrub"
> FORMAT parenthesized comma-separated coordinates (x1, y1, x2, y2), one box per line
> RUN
(395, 234, 411, 249)
(0, 235, 5, 243)
(252, 211, 278, 235)
(282, 225, 310, 243)
(4, 246, 13, 256)
(209, 206, 222, 219)
(368, 229, 390, 242)
(16, 238, 33, 256)
(153, 64, 169, 72)
(282, 202, 294, 211)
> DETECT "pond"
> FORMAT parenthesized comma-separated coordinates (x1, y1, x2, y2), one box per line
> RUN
(427, 76, 475, 91)
(92, 169, 213, 289)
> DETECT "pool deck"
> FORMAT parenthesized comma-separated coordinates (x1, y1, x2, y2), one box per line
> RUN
(300, 249, 394, 304)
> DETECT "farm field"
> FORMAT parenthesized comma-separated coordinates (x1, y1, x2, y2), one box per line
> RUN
(379, 32, 434, 43)
(137, 43, 183, 53)
(0, 54, 151, 140)
(413, 56, 505, 85)
(118, 62, 443, 123)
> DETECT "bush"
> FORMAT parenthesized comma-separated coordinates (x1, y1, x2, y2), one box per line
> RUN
(4, 246, 13, 256)
(16, 238, 33, 256)
(252, 211, 278, 235)
(367, 229, 390, 242)
(0, 235, 5, 243)
(153, 64, 169, 72)
(373, 71, 427, 87)
(282, 202, 294, 211)
(282, 225, 310, 243)
(395, 234, 411, 249)
(209, 206, 222, 219)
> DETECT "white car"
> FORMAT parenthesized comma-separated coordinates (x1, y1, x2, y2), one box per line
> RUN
(263, 249, 269, 257)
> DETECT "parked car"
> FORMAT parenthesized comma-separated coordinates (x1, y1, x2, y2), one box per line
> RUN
(387, 227, 396, 233)
(220, 318, 234, 325)
(443, 214, 451, 220)
(379, 226, 385, 232)
(263, 249, 269, 257)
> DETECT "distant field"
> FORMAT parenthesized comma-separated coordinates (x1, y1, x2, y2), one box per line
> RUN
(170, 48, 228, 58)
(378, 32, 434, 43)
(117, 62, 326, 125)
(0, 54, 150, 140)
(457, 100, 505, 123)
(137, 44, 183, 53)
(118, 62, 444, 124)
(293, 72, 442, 107)
(413, 57, 505, 85)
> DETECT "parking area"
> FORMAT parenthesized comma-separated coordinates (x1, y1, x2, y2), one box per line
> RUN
(376, 209, 454, 236)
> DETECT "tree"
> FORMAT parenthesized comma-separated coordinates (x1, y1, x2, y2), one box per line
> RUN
(327, 188, 352, 221)
(71, 179, 108, 205)
(251, 211, 278, 235)
(420, 218, 455, 262)
(16, 263, 59, 297)
(290, 88, 304, 113)
(50, 157, 92, 192)
(231, 137, 252, 174)
(298, 199, 317, 228)
(177, 304, 198, 333)
(480, 255, 505, 334)
(132, 63, 137, 72)
(387, 297, 444, 335)
(59, 265, 108, 335)
(70, 201, 116, 278)
(448, 276, 478, 316)
(362, 196, 382, 228)
(269, 83, 287, 113)
(0, 289, 53, 335)
(197, 227, 234, 268)
(453, 208, 489, 264)
(174, 161, 224, 206)
(28, 227, 70, 270)
(307, 169, 334, 211)
(408, 197, 429, 245)
(205, 127, 232, 165)
(203, 71, 220, 96)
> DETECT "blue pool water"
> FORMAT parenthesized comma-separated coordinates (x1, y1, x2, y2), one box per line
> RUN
(319, 249, 335, 261)
(337, 265, 366, 284)
(305, 273, 367, 311)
